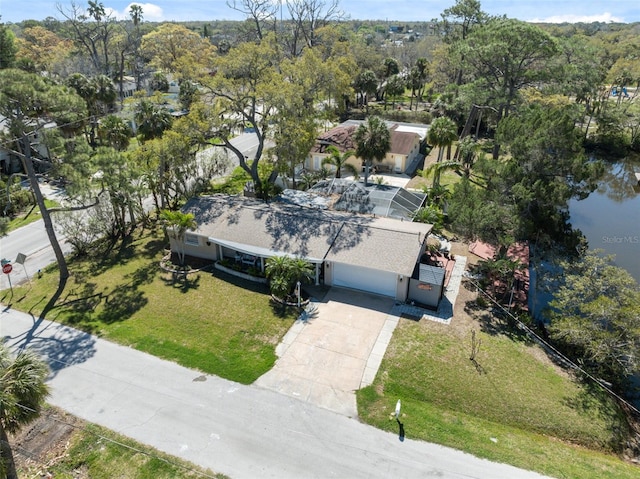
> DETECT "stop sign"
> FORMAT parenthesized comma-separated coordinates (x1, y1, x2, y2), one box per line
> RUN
(2, 263, 12, 274)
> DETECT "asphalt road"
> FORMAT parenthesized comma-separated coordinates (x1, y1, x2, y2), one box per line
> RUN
(0, 218, 70, 292)
(0, 309, 551, 479)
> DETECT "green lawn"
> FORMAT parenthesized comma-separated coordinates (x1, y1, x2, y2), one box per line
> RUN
(357, 318, 638, 479)
(57, 426, 225, 479)
(8, 229, 297, 384)
(5, 198, 60, 233)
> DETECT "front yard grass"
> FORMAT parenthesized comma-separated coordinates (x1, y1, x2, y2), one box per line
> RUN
(357, 314, 638, 479)
(7, 228, 297, 384)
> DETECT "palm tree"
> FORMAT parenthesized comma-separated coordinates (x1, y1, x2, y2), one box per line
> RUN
(0, 345, 50, 479)
(265, 256, 314, 300)
(322, 146, 358, 179)
(412, 205, 445, 233)
(422, 136, 484, 189)
(354, 116, 391, 187)
(98, 114, 132, 151)
(289, 257, 314, 287)
(160, 209, 197, 266)
(134, 99, 173, 142)
(427, 116, 458, 164)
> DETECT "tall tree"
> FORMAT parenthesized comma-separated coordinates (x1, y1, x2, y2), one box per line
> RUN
(496, 103, 602, 244)
(385, 74, 406, 111)
(92, 147, 143, 239)
(547, 251, 640, 392)
(0, 69, 87, 286)
(354, 69, 378, 111)
(427, 116, 458, 165)
(438, 0, 487, 85)
(197, 36, 282, 199)
(15, 26, 72, 74)
(408, 58, 428, 110)
(284, 0, 344, 56)
(128, 4, 145, 89)
(141, 23, 216, 74)
(377, 57, 399, 101)
(0, 345, 50, 479)
(66, 73, 116, 146)
(58, 1, 115, 75)
(0, 21, 18, 69)
(226, 0, 277, 41)
(354, 116, 391, 187)
(271, 106, 317, 190)
(460, 18, 558, 158)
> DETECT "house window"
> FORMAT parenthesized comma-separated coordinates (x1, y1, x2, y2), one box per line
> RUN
(184, 234, 199, 246)
(314, 156, 321, 170)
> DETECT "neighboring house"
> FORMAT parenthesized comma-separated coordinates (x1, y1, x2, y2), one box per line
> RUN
(0, 115, 53, 175)
(306, 120, 427, 177)
(173, 195, 433, 302)
(116, 75, 138, 99)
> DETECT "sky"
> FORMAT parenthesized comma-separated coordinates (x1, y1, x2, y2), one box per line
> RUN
(1, 0, 639, 24)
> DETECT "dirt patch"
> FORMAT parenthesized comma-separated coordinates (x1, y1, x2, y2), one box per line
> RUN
(9, 407, 86, 478)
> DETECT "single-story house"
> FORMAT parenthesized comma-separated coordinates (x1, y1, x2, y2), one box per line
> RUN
(172, 195, 433, 301)
(306, 120, 427, 177)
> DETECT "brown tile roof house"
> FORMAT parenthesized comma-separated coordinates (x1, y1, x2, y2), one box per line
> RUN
(307, 120, 425, 175)
(177, 195, 432, 300)
(311, 125, 358, 154)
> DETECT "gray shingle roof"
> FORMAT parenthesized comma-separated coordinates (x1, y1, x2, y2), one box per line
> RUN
(182, 195, 432, 275)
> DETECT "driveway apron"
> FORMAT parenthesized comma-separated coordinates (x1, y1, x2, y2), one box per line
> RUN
(255, 288, 395, 417)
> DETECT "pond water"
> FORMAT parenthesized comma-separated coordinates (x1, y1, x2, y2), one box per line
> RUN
(568, 158, 640, 282)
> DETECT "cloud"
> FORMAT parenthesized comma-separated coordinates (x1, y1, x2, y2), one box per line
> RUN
(109, 3, 165, 21)
(531, 12, 625, 23)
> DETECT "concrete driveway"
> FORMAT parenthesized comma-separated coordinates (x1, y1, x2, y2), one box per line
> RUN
(255, 288, 397, 417)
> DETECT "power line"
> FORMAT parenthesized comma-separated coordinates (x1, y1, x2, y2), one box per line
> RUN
(465, 277, 640, 417)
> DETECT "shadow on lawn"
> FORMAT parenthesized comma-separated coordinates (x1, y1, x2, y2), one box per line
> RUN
(562, 379, 632, 452)
(468, 301, 534, 346)
(160, 271, 201, 293)
(49, 262, 157, 332)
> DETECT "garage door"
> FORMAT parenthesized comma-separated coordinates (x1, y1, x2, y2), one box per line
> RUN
(332, 263, 397, 297)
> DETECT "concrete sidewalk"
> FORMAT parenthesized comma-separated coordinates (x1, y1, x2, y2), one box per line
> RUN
(0, 306, 550, 479)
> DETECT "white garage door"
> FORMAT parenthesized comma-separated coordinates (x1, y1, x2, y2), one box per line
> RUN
(332, 264, 397, 298)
